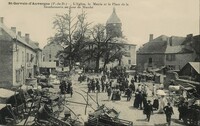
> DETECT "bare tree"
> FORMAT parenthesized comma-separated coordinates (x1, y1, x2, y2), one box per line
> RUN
(49, 8, 90, 70)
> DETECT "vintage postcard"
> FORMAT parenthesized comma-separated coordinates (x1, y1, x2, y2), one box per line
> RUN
(0, 0, 199, 126)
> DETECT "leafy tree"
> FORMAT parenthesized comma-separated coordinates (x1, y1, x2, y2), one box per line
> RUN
(88, 24, 110, 72)
(87, 24, 126, 72)
(102, 39, 126, 68)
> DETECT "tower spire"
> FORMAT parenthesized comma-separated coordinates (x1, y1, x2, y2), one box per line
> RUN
(113, 7, 116, 13)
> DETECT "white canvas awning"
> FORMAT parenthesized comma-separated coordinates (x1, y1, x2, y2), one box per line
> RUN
(40, 62, 56, 68)
(0, 104, 7, 110)
(156, 90, 167, 96)
(0, 88, 17, 98)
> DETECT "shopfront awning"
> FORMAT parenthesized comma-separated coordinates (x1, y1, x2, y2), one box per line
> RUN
(40, 62, 56, 68)
(0, 88, 17, 98)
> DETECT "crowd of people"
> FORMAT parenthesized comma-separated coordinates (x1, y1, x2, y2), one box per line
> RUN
(82, 72, 178, 126)
(59, 80, 73, 97)
(70, 67, 200, 126)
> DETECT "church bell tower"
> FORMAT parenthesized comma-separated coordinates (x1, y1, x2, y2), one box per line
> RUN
(106, 8, 122, 38)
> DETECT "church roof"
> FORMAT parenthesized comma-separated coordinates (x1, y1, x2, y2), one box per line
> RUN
(106, 8, 121, 24)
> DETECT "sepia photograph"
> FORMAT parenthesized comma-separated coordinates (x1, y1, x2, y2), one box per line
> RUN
(0, 0, 199, 125)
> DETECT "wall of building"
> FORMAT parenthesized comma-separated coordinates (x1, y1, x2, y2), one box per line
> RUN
(137, 54, 165, 72)
(12, 41, 37, 86)
(0, 30, 13, 88)
(165, 53, 196, 70)
(42, 43, 63, 63)
(121, 45, 136, 68)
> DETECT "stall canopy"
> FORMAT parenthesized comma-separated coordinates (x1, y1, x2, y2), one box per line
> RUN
(0, 88, 17, 99)
(156, 90, 167, 96)
(0, 104, 7, 110)
(0, 88, 19, 104)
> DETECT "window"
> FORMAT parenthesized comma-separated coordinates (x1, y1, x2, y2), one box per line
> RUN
(128, 60, 131, 64)
(43, 56, 45, 62)
(49, 60, 51, 62)
(30, 54, 33, 62)
(16, 70, 21, 82)
(148, 58, 152, 67)
(55, 60, 59, 66)
(166, 54, 175, 61)
(129, 46, 131, 50)
(22, 51, 24, 62)
(49, 54, 51, 59)
(125, 52, 131, 57)
(149, 58, 152, 64)
(26, 53, 29, 62)
(16, 51, 19, 62)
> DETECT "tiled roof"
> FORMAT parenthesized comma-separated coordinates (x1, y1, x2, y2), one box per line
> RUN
(106, 8, 121, 24)
(189, 62, 200, 74)
(150, 35, 169, 42)
(165, 45, 193, 54)
(165, 45, 182, 53)
(21, 36, 41, 50)
(138, 35, 189, 54)
(169, 36, 185, 46)
(138, 41, 167, 54)
(137, 35, 168, 54)
(0, 22, 40, 50)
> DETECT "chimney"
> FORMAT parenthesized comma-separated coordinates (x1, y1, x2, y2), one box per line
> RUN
(149, 34, 153, 42)
(0, 17, 3, 23)
(186, 34, 193, 41)
(25, 33, 30, 43)
(11, 27, 16, 33)
(18, 31, 21, 37)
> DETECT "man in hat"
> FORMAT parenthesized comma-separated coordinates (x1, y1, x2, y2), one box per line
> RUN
(143, 100, 153, 122)
(163, 102, 174, 126)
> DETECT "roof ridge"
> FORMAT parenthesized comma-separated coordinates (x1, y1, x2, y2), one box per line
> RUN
(0, 22, 39, 50)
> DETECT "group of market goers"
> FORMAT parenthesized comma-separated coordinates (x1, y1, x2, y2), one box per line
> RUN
(78, 71, 200, 126)
(84, 73, 187, 126)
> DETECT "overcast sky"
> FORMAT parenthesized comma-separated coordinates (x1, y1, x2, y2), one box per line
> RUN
(0, 0, 199, 48)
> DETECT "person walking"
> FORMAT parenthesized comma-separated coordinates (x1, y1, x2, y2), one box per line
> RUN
(143, 100, 153, 122)
(126, 87, 132, 101)
(138, 75, 141, 83)
(138, 91, 143, 109)
(152, 84, 156, 96)
(153, 97, 159, 110)
(129, 82, 135, 93)
(134, 74, 137, 82)
(107, 86, 112, 100)
(131, 77, 134, 84)
(178, 101, 184, 120)
(163, 102, 174, 126)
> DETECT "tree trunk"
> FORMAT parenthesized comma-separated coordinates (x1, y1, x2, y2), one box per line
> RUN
(118, 59, 122, 66)
(95, 56, 100, 72)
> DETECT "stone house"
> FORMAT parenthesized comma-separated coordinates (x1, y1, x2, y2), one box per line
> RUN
(0, 17, 42, 88)
(137, 34, 196, 73)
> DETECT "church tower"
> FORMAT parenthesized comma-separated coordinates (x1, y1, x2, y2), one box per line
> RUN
(106, 8, 122, 38)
